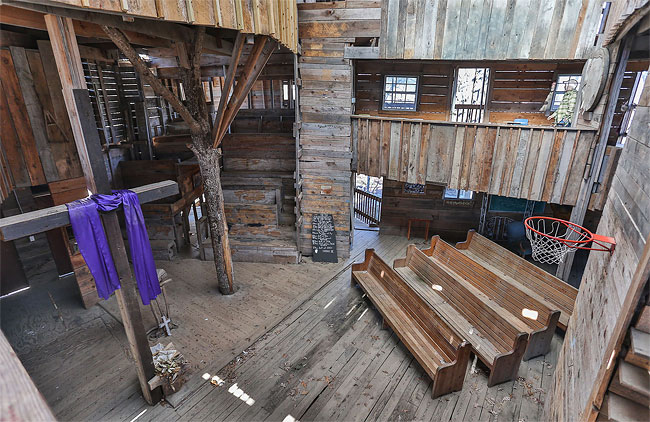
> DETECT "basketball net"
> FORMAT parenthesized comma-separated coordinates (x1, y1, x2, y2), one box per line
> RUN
(525, 218, 591, 264)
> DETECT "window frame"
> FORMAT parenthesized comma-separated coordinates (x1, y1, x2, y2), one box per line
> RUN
(443, 188, 474, 201)
(381, 75, 420, 112)
(550, 74, 582, 112)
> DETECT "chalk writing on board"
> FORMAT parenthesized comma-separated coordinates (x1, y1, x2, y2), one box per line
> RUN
(312, 213, 338, 263)
(403, 183, 425, 194)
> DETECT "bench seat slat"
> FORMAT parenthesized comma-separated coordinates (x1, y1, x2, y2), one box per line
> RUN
(456, 230, 576, 329)
(351, 249, 471, 398)
(424, 236, 561, 360)
(395, 267, 502, 360)
(353, 272, 451, 368)
(394, 245, 528, 386)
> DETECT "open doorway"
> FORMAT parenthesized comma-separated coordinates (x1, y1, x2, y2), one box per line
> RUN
(452, 67, 490, 123)
(354, 174, 383, 229)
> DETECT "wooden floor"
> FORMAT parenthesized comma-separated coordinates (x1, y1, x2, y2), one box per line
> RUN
(130, 232, 559, 422)
(1, 229, 561, 421)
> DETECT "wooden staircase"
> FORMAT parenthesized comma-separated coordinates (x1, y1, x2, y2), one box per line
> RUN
(598, 306, 650, 421)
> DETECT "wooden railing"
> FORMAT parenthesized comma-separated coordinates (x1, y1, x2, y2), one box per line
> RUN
(352, 115, 598, 206)
(354, 188, 382, 226)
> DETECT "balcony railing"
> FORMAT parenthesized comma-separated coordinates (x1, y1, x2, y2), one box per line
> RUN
(352, 115, 598, 206)
(354, 188, 382, 226)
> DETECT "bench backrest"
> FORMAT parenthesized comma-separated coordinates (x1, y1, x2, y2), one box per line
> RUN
(352, 249, 462, 360)
(456, 231, 577, 311)
(424, 236, 554, 330)
(395, 245, 523, 354)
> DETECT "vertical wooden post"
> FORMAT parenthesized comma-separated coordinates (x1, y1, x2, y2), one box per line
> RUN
(556, 37, 632, 280)
(44, 14, 160, 405)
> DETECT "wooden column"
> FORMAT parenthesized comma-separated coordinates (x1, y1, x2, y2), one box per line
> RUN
(556, 37, 632, 280)
(44, 14, 160, 405)
(0, 331, 56, 420)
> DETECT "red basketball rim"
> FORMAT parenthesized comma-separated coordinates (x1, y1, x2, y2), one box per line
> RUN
(524, 216, 594, 247)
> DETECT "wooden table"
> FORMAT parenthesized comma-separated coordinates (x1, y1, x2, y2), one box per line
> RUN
(407, 218, 432, 240)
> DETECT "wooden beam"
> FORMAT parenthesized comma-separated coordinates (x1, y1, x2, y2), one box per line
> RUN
(0, 331, 56, 421)
(44, 14, 162, 406)
(0, 180, 178, 241)
(211, 32, 245, 147)
(213, 36, 277, 146)
(0, 5, 169, 48)
(343, 46, 380, 59)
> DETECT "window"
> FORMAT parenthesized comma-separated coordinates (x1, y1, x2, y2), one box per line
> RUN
(550, 75, 582, 111)
(452, 68, 490, 123)
(616, 71, 647, 147)
(444, 188, 473, 200)
(382, 76, 418, 111)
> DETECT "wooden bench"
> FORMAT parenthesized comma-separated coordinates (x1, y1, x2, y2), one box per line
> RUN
(456, 230, 577, 330)
(351, 249, 471, 398)
(394, 245, 528, 386)
(423, 236, 561, 360)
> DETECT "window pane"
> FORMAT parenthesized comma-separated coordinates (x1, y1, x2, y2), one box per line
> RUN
(444, 188, 459, 199)
(383, 75, 417, 110)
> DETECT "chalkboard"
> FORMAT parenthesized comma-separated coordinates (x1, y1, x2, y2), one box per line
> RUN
(312, 213, 338, 263)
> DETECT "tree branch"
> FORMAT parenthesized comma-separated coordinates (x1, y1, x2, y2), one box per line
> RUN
(101, 25, 202, 134)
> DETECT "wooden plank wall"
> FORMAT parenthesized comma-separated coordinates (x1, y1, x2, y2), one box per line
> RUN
(29, 0, 299, 51)
(488, 62, 584, 124)
(380, 0, 604, 60)
(380, 179, 483, 241)
(0, 45, 83, 190)
(355, 60, 453, 120)
(355, 60, 585, 125)
(352, 116, 598, 206)
(545, 65, 650, 422)
(296, 0, 382, 258)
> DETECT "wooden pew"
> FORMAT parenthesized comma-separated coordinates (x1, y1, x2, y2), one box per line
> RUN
(423, 236, 561, 360)
(351, 249, 471, 398)
(394, 245, 528, 386)
(456, 230, 577, 330)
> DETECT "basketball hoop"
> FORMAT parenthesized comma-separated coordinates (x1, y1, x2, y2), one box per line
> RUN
(524, 217, 616, 265)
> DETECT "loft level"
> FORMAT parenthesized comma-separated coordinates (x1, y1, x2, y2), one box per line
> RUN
(352, 115, 598, 207)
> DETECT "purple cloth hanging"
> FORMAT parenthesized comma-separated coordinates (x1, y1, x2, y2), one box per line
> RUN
(67, 197, 121, 300)
(66, 190, 161, 305)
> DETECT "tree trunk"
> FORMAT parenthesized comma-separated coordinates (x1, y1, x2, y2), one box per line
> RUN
(192, 140, 235, 295)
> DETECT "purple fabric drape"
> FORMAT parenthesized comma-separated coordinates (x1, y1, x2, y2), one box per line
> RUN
(67, 197, 121, 300)
(66, 190, 161, 305)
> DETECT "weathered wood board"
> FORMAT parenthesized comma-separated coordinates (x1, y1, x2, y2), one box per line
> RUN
(353, 116, 596, 206)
